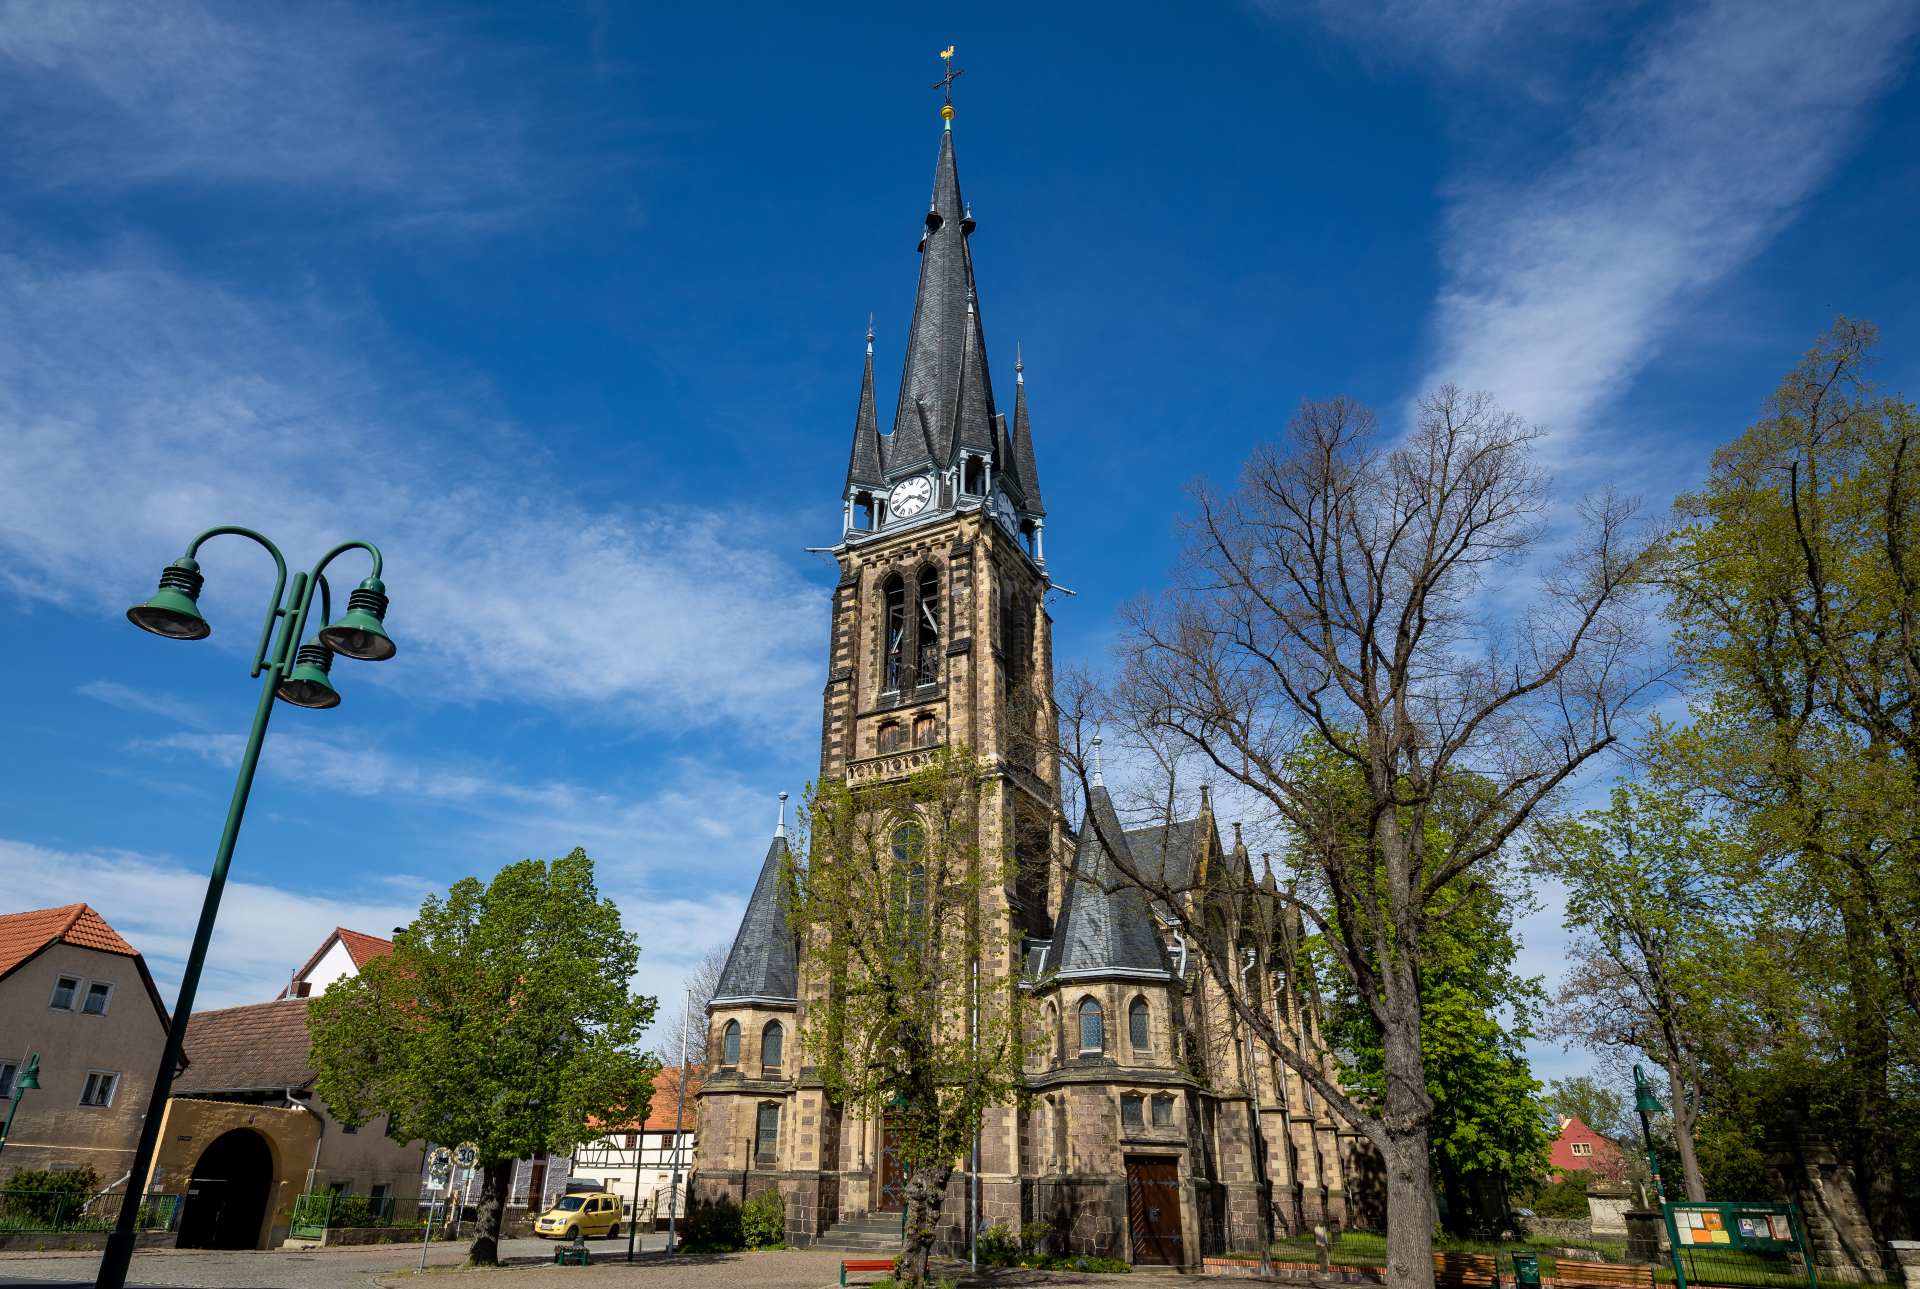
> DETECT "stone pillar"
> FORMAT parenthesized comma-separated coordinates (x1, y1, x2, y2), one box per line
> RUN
(1768, 1136, 1892, 1279)
(1625, 1210, 1664, 1264)
(1588, 1183, 1633, 1239)
(1886, 1240, 1920, 1289)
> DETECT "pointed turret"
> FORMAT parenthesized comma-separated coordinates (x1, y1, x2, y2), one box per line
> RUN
(1011, 350, 1046, 516)
(844, 324, 883, 492)
(711, 795, 799, 1005)
(1051, 781, 1174, 981)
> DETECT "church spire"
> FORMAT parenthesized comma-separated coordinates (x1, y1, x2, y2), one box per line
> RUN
(889, 125, 986, 473)
(1010, 347, 1046, 517)
(844, 319, 883, 494)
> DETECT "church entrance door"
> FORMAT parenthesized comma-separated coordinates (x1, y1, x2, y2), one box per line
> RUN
(1125, 1156, 1184, 1266)
(877, 1118, 905, 1212)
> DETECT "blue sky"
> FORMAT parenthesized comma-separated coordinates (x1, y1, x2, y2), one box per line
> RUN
(2, 1, 1917, 1086)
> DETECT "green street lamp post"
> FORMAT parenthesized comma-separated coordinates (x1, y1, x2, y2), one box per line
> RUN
(97, 528, 395, 1289)
(0, 1054, 43, 1162)
(1634, 1063, 1668, 1205)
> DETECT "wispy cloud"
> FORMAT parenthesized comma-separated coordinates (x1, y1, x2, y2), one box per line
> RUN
(1420, 0, 1918, 453)
(0, 0, 540, 222)
(78, 678, 209, 728)
(1278, 0, 1602, 84)
(0, 242, 825, 735)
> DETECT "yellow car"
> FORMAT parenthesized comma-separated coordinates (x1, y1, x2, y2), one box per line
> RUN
(534, 1191, 625, 1240)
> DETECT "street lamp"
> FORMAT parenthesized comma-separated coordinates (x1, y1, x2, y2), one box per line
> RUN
(1633, 1063, 1668, 1205)
(0, 1054, 43, 1162)
(97, 528, 395, 1289)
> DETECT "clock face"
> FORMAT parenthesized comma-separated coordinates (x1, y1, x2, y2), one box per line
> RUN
(993, 491, 1018, 529)
(888, 475, 934, 520)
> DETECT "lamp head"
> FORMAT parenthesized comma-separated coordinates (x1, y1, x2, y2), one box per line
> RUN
(15, 1054, 39, 1094)
(1633, 1063, 1665, 1114)
(317, 576, 395, 662)
(126, 558, 210, 641)
(277, 643, 342, 709)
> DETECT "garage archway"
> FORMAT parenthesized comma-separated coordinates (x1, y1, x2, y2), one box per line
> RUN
(177, 1128, 274, 1250)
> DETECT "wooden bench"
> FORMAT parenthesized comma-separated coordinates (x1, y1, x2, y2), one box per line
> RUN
(1435, 1252, 1501, 1289)
(1552, 1263, 1653, 1289)
(839, 1257, 896, 1286)
(553, 1244, 590, 1266)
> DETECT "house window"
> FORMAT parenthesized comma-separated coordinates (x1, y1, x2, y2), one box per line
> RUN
(1571, 1142, 1593, 1157)
(761, 1022, 784, 1073)
(1128, 997, 1150, 1052)
(915, 567, 940, 686)
(50, 976, 78, 1010)
(0, 1061, 17, 1100)
(722, 1020, 741, 1067)
(82, 982, 113, 1016)
(1121, 1094, 1144, 1129)
(1152, 1095, 1174, 1127)
(754, 1103, 780, 1167)
(877, 721, 905, 753)
(883, 575, 908, 693)
(913, 714, 938, 747)
(80, 1071, 118, 1108)
(1078, 997, 1104, 1053)
(624, 1133, 637, 1150)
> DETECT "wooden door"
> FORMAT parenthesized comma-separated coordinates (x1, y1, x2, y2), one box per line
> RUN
(526, 1160, 547, 1213)
(877, 1118, 906, 1212)
(1125, 1156, 1184, 1266)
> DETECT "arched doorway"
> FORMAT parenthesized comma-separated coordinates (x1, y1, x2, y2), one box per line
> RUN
(177, 1128, 274, 1250)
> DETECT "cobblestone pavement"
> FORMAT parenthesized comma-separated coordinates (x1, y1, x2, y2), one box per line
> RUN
(0, 1234, 661, 1288)
(378, 1250, 1157, 1288)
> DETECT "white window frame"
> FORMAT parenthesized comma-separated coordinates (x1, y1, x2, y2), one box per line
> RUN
(50, 976, 80, 1010)
(0, 1058, 19, 1100)
(80, 1070, 119, 1108)
(82, 980, 114, 1016)
(1571, 1141, 1593, 1157)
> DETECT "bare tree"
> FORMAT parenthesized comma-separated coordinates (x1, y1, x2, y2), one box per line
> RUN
(1069, 389, 1659, 1289)
(653, 945, 730, 1068)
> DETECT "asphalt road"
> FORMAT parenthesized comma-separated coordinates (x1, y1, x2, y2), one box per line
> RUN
(0, 1232, 671, 1288)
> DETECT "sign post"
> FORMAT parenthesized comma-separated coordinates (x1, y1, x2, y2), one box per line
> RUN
(422, 1147, 454, 1271)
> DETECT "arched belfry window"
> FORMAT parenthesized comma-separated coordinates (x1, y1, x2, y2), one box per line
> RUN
(1078, 997, 1104, 1053)
(915, 567, 940, 685)
(963, 457, 985, 496)
(883, 575, 907, 693)
(1129, 997, 1151, 1053)
(722, 1020, 741, 1067)
(761, 1021, 784, 1073)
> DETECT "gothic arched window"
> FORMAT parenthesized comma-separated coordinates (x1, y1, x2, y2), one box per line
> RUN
(1129, 997, 1151, 1053)
(761, 1021, 784, 1073)
(882, 575, 907, 693)
(1078, 997, 1104, 1053)
(721, 1020, 741, 1067)
(913, 714, 937, 746)
(754, 1102, 780, 1168)
(915, 566, 940, 686)
(892, 824, 927, 935)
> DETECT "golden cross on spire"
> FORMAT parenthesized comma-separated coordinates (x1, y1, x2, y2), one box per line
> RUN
(932, 46, 964, 123)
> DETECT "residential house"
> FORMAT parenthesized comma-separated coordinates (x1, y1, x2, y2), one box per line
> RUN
(1550, 1116, 1627, 1183)
(0, 904, 170, 1185)
(276, 927, 394, 999)
(571, 1066, 700, 1228)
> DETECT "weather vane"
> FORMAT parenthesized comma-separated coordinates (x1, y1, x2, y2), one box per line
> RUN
(933, 45, 964, 123)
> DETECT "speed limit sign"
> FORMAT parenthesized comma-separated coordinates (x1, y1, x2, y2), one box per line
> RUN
(454, 1142, 479, 1169)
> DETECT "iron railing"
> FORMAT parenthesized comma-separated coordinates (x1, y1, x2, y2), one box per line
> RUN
(0, 1188, 181, 1234)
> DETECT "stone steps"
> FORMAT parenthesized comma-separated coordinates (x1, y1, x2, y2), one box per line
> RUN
(812, 1212, 906, 1252)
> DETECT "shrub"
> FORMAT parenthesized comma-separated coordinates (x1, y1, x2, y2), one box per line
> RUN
(740, 1188, 786, 1249)
(0, 1167, 97, 1229)
(1527, 1176, 1592, 1219)
(682, 1195, 744, 1251)
(978, 1221, 1021, 1266)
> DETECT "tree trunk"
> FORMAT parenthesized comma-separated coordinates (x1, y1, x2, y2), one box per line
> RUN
(1664, 1066, 1706, 1202)
(1380, 936, 1437, 1289)
(468, 1160, 512, 1266)
(899, 1163, 952, 1288)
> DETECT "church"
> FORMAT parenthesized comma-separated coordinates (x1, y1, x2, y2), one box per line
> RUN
(691, 86, 1380, 1267)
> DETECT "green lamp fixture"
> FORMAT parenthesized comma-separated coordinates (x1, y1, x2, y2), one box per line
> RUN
(125, 558, 211, 641)
(317, 576, 397, 662)
(277, 644, 342, 709)
(1634, 1064, 1665, 1115)
(13, 1054, 39, 1096)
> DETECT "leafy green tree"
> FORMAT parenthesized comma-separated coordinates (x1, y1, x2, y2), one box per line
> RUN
(308, 850, 656, 1265)
(787, 748, 1024, 1289)
(1542, 1075, 1633, 1144)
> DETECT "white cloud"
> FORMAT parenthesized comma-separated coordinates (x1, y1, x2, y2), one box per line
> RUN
(1280, 0, 1601, 82)
(0, 244, 826, 735)
(78, 678, 210, 728)
(0, 0, 532, 219)
(1421, 0, 1918, 455)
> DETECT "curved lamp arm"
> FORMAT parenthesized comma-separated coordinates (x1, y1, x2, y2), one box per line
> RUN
(290, 541, 384, 661)
(183, 527, 289, 677)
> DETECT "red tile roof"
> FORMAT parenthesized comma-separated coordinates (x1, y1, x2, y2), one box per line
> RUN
(175, 998, 317, 1094)
(0, 904, 139, 979)
(588, 1066, 703, 1134)
(335, 927, 394, 968)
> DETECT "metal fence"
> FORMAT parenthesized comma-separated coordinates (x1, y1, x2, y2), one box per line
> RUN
(0, 1187, 181, 1235)
(289, 1191, 434, 1239)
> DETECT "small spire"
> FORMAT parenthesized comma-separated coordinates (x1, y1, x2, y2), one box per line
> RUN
(1015, 341, 1024, 385)
(1200, 784, 1212, 809)
(775, 790, 790, 839)
(1090, 735, 1104, 787)
(1262, 853, 1275, 881)
(1233, 821, 1243, 847)
(866, 313, 874, 355)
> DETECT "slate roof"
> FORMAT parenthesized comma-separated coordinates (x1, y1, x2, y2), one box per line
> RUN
(711, 833, 799, 1005)
(845, 337, 884, 490)
(0, 904, 138, 978)
(1012, 375, 1045, 516)
(1047, 787, 1173, 981)
(175, 997, 316, 1094)
(1122, 820, 1204, 920)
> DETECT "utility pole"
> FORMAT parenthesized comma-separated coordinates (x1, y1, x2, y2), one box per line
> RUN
(664, 987, 693, 1254)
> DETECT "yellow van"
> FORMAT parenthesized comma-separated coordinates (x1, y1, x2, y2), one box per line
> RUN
(534, 1191, 624, 1240)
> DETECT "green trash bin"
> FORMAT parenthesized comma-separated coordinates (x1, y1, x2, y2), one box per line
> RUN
(1510, 1253, 1542, 1289)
